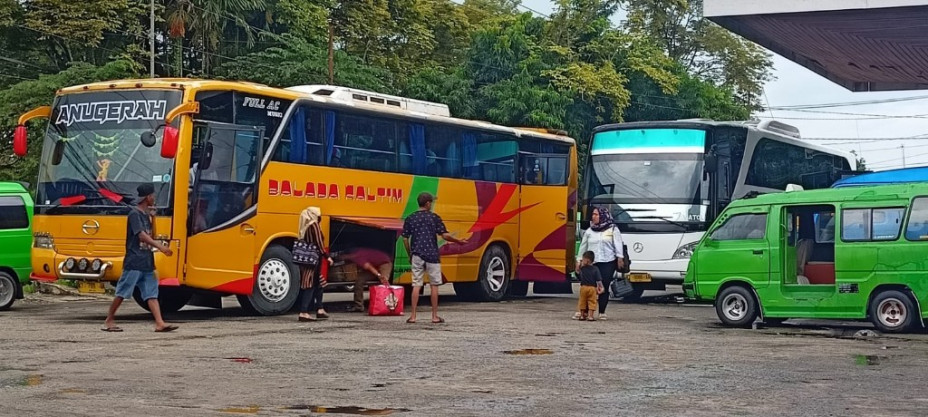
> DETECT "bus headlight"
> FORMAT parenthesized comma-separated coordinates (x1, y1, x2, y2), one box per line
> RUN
(64, 257, 76, 271)
(91, 259, 103, 273)
(77, 258, 89, 272)
(33, 232, 54, 249)
(672, 242, 698, 259)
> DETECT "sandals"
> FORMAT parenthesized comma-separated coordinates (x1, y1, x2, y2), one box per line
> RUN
(406, 318, 416, 324)
(316, 312, 330, 320)
(155, 325, 178, 333)
(431, 317, 445, 324)
(298, 316, 316, 322)
(101, 327, 123, 333)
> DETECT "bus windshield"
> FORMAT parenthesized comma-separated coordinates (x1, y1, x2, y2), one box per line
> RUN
(35, 90, 182, 211)
(587, 128, 708, 205)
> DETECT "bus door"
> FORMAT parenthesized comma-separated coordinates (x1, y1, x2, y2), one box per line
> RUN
(184, 122, 264, 293)
(517, 150, 570, 282)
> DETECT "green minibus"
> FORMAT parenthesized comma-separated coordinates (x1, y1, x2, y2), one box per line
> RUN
(0, 182, 33, 310)
(683, 183, 928, 333)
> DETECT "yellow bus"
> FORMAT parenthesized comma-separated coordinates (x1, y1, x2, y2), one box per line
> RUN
(14, 80, 578, 315)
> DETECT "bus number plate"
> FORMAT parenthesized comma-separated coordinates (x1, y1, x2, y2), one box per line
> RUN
(627, 273, 652, 283)
(78, 281, 106, 294)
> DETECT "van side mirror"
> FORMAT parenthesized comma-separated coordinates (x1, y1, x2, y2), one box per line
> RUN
(13, 125, 27, 156)
(704, 154, 719, 173)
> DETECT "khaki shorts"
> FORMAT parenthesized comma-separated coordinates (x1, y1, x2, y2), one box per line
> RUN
(411, 255, 443, 287)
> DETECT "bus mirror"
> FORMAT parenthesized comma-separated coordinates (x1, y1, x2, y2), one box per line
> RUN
(161, 126, 179, 158)
(200, 142, 213, 170)
(51, 140, 65, 166)
(704, 154, 719, 173)
(141, 130, 157, 148)
(13, 125, 27, 156)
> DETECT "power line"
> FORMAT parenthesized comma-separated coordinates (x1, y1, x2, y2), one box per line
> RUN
(770, 94, 928, 110)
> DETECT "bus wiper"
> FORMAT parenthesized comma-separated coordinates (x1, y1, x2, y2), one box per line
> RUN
(634, 215, 689, 229)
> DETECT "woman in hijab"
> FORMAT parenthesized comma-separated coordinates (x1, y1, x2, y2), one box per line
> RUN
(298, 207, 332, 322)
(575, 206, 626, 320)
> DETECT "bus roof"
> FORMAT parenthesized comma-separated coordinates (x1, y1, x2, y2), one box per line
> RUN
(592, 118, 854, 163)
(57, 78, 576, 145)
(726, 183, 927, 209)
(832, 167, 928, 188)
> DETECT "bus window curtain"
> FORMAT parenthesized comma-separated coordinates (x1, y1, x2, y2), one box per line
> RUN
(288, 107, 307, 164)
(462, 132, 478, 178)
(409, 124, 427, 175)
(324, 110, 336, 165)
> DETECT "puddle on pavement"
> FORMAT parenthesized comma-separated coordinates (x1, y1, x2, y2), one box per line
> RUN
(219, 405, 261, 414)
(283, 405, 409, 415)
(20, 374, 43, 386)
(503, 349, 553, 355)
(855, 355, 883, 366)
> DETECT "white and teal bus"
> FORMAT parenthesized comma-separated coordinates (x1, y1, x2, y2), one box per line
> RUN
(582, 119, 856, 298)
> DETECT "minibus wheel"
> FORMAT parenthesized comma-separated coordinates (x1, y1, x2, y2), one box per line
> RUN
(238, 245, 300, 316)
(0, 271, 18, 311)
(474, 245, 511, 302)
(716, 286, 758, 328)
(870, 290, 915, 333)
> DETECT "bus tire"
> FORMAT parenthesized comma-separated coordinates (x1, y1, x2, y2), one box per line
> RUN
(869, 290, 915, 333)
(474, 245, 511, 302)
(237, 245, 300, 316)
(133, 287, 192, 314)
(0, 271, 19, 311)
(507, 280, 529, 298)
(715, 286, 758, 328)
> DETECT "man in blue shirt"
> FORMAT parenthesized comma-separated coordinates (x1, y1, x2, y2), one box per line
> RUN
(402, 192, 467, 324)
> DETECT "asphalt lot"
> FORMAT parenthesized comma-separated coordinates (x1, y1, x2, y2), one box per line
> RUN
(2, 286, 928, 417)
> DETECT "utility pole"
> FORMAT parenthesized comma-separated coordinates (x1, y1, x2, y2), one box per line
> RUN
(150, 0, 155, 78)
(902, 144, 907, 168)
(327, 23, 334, 84)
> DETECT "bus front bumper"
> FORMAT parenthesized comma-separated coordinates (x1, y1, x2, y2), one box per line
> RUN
(626, 259, 690, 285)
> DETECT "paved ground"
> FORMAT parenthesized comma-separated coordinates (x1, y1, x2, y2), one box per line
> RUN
(2, 286, 928, 417)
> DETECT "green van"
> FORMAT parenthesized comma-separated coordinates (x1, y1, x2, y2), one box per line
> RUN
(683, 183, 928, 333)
(0, 182, 33, 310)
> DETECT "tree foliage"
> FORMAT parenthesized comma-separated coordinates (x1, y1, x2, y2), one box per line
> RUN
(0, 0, 769, 184)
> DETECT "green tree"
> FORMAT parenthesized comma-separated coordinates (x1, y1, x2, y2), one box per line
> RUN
(166, 0, 267, 75)
(622, 0, 773, 108)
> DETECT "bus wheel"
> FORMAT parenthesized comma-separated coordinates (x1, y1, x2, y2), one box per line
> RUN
(507, 280, 529, 298)
(237, 245, 300, 316)
(870, 290, 915, 333)
(0, 271, 19, 311)
(133, 287, 192, 314)
(716, 286, 758, 328)
(475, 245, 511, 302)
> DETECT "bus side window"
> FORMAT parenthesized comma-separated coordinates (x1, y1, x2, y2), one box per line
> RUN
(906, 197, 928, 241)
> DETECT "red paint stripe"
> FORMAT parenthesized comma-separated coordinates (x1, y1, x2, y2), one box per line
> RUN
(30, 273, 57, 282)
(158, 278, 180, 286)
(211, 277, 254, 295)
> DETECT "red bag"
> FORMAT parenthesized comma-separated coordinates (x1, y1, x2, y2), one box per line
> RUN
(369, 285, 404, 316)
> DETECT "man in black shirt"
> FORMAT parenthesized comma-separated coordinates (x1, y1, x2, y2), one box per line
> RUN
(103, 184, 177, 332)
(402, 192, 467, 324)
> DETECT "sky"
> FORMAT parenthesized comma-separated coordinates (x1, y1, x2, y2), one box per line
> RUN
(519, 0, 928, 171)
